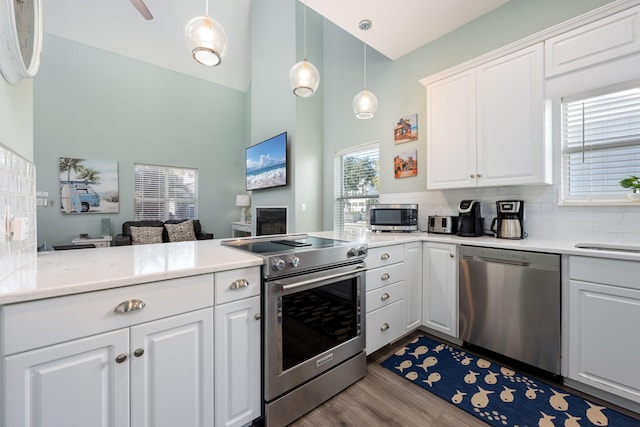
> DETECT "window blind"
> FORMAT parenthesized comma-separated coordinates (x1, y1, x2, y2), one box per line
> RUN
(134, 164, 198, 221)
(334, 143, 379, 231)
(562, 86, 640, 202)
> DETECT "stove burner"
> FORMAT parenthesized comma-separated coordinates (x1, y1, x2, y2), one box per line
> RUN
(271, 239, 312, 247)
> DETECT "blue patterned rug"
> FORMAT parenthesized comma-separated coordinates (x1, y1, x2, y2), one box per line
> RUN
(381, 334, 640, 427)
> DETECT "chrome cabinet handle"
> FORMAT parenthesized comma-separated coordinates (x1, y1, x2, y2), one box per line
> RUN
(449, 253, 454, 258)
(230, 279, 249, 290)
(470, 174, 475, 178)
(477, 173, 482, 178)
(381, 292, 390, 301)
(133, 348, 144, 358)
(381, 273, 390, 281)
(114, 299, 145, 313)
(380, 253, 390, 260)
(380, 323, 389, 331)
(115, 354, 127, 364)
(255, 313, 261, 320)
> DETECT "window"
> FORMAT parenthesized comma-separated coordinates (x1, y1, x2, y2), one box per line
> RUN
(561, 83, 640, 203)
(334, 143, 379, 232)
(134, 164, 198, 221)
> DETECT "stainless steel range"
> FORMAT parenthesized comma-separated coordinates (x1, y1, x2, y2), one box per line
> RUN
(222, 234, 367, 427)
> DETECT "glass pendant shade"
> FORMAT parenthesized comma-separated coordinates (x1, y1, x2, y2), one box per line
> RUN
(289, 60, 320, 97)
(353, 88, 378, 119)
(185, 15, 228, 66)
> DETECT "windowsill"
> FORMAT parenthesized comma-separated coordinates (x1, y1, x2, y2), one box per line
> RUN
(559, 199, 640, 207)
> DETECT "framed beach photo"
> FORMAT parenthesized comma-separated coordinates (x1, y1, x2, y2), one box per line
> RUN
(394, 114, 418, 144)
(393, 150, 418, 179)
(59, 157, 119, 214)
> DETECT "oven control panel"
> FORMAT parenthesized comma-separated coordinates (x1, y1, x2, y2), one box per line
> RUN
(264, 245, 367, 278)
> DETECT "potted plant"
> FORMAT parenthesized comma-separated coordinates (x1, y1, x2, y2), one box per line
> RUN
(619, 176, 640, 200)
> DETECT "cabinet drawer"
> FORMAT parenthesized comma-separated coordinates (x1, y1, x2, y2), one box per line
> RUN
(215, 267, 261, 304)
(366, 300, 405, 355)
(366, 262, 405, 291)
(1, 274, 214, 355)
(569, 256, 640, 291)
(366, 281, 405, 313)
(366, 245, 404, 270)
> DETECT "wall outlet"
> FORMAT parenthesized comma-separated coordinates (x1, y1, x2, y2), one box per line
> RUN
(11, 217, 30, 241)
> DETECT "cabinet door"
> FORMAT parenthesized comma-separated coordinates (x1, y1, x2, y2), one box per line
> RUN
(426, 69, 477, 189)
(130, 308, 214, 427)
(404, 242, 423, 331)
(4, 329, 129, 427)
(476, 43, 548, 186)
(422, 243, 458, 338)
(214, 296, 261, 427)
(568, 280, 640, 403)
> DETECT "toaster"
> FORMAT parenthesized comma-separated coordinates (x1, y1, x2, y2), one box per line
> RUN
(428, 216, 457, 234)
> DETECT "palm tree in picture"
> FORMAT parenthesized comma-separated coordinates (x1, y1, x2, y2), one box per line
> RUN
(59, 157, 86, 181)
(77, 167, 101, 185)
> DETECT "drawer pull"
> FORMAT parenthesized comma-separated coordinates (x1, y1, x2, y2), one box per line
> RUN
(381, 273, 390, 281)
(133, 348, 144, 358)
(380, 253, 390, 260)
(230, 279, 249, 290)
(449, 253, 454, 258)
(380, 292, 390, 301)
(115, 354, 128, 364)
(114, 299, 145, 313)
(255, 313, 261, 321)
(380, 323, 390, 331)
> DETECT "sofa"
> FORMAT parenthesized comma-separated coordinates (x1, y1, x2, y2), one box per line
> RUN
(115, 219, 213, 246)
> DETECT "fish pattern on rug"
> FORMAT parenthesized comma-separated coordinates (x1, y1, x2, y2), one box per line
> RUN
(381, 335, 640, 427)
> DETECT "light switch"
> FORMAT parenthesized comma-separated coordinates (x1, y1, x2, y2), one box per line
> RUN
(11, 217, 30, 241)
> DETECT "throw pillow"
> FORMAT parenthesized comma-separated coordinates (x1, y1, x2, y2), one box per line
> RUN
(165, 220, 197, 242)
(130, 226, 163, 245)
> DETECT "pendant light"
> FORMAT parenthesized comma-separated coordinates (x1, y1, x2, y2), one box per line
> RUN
(289, 0, 320, 97)
(353, 19, 377, 119)
(185, 0, 228, 67)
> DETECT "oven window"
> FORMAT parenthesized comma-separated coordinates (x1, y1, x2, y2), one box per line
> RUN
(281, 277, 360, 371)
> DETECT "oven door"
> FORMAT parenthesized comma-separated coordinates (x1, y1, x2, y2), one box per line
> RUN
(264, 262, 366, 402)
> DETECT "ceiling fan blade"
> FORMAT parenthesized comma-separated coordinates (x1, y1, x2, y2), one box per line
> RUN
(130, 0, 153, 20)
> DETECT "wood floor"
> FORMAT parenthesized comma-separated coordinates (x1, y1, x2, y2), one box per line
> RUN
(288, 331, 640, 427)
(289, 331, 487, 427)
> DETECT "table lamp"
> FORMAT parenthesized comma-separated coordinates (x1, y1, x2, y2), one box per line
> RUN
(236, 195, 251, 223)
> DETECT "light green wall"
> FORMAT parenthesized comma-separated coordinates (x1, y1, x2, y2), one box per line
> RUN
(320, 0, 616, 230)
(0, 78, 33, 160)
(34, 35, 246, 246)
(249, 0, 324, 233)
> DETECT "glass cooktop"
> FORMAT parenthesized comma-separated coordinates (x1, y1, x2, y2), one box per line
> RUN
(222, 235, 347, 255)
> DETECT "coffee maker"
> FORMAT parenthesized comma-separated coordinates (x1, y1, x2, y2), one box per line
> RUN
(491, 200, 524, 239)
(457, 200, 483, 237)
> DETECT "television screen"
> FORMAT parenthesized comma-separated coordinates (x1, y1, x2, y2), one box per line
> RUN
(246, 132, 287, 191)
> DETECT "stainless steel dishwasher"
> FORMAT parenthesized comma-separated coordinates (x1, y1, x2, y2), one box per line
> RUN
(459, 245, 561, 374)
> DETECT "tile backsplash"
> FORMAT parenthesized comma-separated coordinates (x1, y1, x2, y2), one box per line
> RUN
(0, 143, 37, 291)
(381, 185, 640, 244)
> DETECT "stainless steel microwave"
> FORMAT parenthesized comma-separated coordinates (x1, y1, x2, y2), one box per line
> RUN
(369, 204, 418, 232)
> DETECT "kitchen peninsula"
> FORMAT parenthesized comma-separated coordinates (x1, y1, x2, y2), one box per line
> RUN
(2, 232, 640, 427)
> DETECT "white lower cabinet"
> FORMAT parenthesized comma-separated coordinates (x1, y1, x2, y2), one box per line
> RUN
(4, 308, 214, 427)
(5, 329, 130, 427)
(422, 242, 458, 338)
(214, 296, 261, 427)
(366, 244, 418, 355)
(568, 256, 640, 405)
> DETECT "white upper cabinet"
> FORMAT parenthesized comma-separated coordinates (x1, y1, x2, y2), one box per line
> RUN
(425, 43, 550, 189)
(545, 5, 640, 77)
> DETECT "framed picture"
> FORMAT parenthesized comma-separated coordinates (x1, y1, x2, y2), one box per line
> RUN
(394, 114, 418, 144)
(59, 157, 119, 214)
(394, 150, 418, 179)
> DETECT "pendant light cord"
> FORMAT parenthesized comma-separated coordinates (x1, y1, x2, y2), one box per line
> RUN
(205, 0, 209, 16)
(363, 29, 367, 89)
(303, 0, 308, 60)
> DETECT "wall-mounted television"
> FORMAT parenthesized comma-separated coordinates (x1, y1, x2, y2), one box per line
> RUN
(246, 132, 287, 191)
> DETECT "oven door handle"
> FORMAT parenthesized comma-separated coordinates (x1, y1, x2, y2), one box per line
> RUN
(276, 265, 366, 293)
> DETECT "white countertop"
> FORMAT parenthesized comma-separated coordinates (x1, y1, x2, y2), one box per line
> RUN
(0, 240, 263, 305)
(2, 231, 637, 305)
